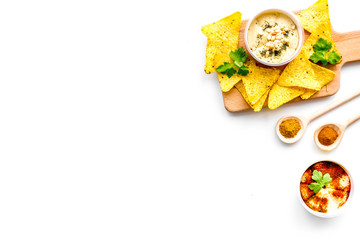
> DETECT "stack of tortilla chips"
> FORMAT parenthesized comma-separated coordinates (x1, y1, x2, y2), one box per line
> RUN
(268, 0, 340, 110)
(235, 60, 281, 112)
(202, 0, 341, 112)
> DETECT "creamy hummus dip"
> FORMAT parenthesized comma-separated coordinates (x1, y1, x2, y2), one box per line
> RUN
(247, 12, 299, 63)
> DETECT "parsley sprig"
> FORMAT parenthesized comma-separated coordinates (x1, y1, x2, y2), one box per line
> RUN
(309, 38, 341, 66)
(216, 47, 249, 77)
(308, 170, 332, 193)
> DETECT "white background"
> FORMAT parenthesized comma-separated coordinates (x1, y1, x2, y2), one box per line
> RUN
(0, 0, 360, 239)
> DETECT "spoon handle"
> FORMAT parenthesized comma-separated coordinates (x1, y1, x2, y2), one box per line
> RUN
(344, 113, 360, 128)
(307, 89, 360, 122)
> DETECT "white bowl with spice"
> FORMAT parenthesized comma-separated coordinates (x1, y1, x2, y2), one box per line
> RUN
(298, 160, 353, 218)
(244, 9, 305, 67)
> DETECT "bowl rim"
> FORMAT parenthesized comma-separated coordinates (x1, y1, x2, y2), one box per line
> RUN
(244, 8, 305, 67)
(298, 160, 354, 218)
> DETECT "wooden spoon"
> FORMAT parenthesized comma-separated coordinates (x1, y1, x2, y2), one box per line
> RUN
(314, 113, 360, 151)
(276, 89, 360, 144)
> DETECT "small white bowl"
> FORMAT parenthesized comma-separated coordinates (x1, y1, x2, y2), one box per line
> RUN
(244, 9, 305, 67)
(298, 160, 353, 218)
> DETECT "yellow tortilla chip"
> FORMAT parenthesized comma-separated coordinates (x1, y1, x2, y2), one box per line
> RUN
(268, 84, 305, 110)
(212, 41, 234, 69)
(204, 40, 217, 74)
(298, 0, 331, 34)
(235, 81, 268, 112)
(301, 24, 341, 62)
(253, 90, 269, 112)
(301, 62, 335, 99)
(204, 36, 236, 74)
(202, 12, 242, 41)
(277, 54, 322, 90)
(235, 81, 253, 107)
(242, 60, 281, 105)
(202, 12, 242, 74)
(300, 90, 317, 100)
(218, 72, 242, 92)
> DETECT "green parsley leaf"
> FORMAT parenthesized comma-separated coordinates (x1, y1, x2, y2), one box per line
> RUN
(328, 51, 341, 65)
(238, 65, 249, 76)
(322, 173, 332, 185)
(309, 182, 322, 194)
(216, 47, 249, 77)
(313, 38, 332, 53)
(230, 47, 247, 68)
(310, 51, 328, 66)
(216, 62, 237, 78)
(309, 38, 340, 66)
(308, 170, 332, 193)
(311, 170, 323, 182)
(226, 67, 237, 78)
(216, 62, 234, 73)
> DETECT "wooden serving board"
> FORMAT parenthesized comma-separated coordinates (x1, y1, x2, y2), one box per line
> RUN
(223, 15, 360, 112)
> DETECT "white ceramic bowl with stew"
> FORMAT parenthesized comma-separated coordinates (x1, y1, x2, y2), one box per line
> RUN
(244, 9, 305, 67)
(298, 160, 353, 218)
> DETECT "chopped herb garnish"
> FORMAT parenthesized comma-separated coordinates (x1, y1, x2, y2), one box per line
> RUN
(308, 170, 332, 193)
(216, 47, 249, 77)
(281, 42, 289, 50)
(216, 62, 236, 78)
(238, 65, 249, 76)
(313, 38, 332, 52)
(309, 38, 341, 66)
(328, 51, 341, 65)
(310, 50, 328, 66)
(230, 47, 247, 68)
(263, 21, 270, 30)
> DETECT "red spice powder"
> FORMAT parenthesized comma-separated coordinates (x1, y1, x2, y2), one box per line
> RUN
(318, 126, 338, 146)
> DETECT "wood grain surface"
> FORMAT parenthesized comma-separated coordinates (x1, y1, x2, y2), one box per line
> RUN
(222, 15, 360, 112)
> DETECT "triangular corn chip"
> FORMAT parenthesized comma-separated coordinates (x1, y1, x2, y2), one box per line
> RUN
(202, 12, 242, 41)
(204, 40, 217, 74)
(298, 0, 331, 34)
(202, 12, 242, 74)
(300, 89, 317, 100)
(253, 89, 269, 112)
(204, 36, 236, 74)
(235, 81, 251, 105)
(235, 81, 269, 112)
(268, 84, 305, 110)
(217, 72, 242, 92)
(277, 54, 322, 90)
(301, 62, 335, 99)
(241, 60, 281, 105)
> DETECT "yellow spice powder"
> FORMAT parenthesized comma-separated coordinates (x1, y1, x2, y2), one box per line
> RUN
(279, 119, 301, 138)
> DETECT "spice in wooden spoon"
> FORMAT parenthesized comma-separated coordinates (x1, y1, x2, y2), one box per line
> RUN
(314, 113, 360, 151)
(276, 116, 307, 144)
(318, 126, 339, 146)
(279, 118, 302, 138)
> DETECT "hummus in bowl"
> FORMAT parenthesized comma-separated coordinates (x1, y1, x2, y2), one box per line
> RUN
(244, 9, 304, 66)
(298, 160, 353, 218)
